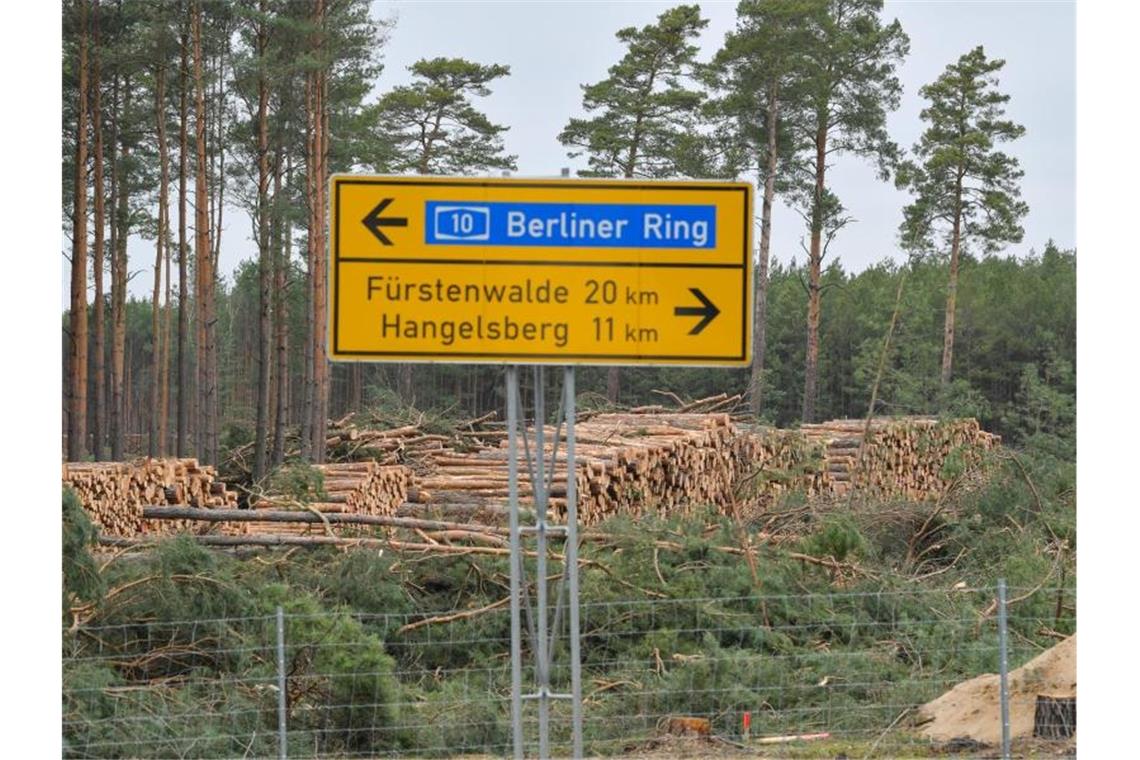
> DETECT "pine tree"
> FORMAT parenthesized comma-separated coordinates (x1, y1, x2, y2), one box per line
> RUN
(374, 56, 516, 404)
(67, 0, 90, 462)
(176, 4, 191, 456)
(896, 46, 1028, 390)
(89, 0, 107, 460)
(108, 59, 129, 462)
(711, 0, 814, 418)
(786, 0, 908, 422)
(224, 0, 276, 479)
(191, 0, 218, 464)
(295, 0, 387, 462)
(147, 0, 176, 457)
(558, 4, 708, 403)
(376, 57, 516, 176)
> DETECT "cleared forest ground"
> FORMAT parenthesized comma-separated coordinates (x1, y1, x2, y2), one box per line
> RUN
(62, 417, 1074, 758)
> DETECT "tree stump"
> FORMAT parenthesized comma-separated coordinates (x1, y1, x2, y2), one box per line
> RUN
(1033, 695, 1076, 739)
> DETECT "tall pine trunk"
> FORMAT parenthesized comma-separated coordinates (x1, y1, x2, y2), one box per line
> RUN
(306, 0, 330, 464)
(749, 78, 779, 418)
(801, 123, 827, 424)
(124, 336, 132, 444)
(253, 2, 272, 481)
(940, 176, 964, 389)
(176, 16, 190, 457)
(192, 1, 217, 464)
(271, 147, 288, 468)
(162, 226, 173, 452)
(89, 0, 106, 460)
(68, 0, 90, 462)
(299, 74, 314, 461)
(150, 61, 168, 458)
(311, 46, 330, 462)
(208, 24, 227, 457)
(109, 73, 128, 461)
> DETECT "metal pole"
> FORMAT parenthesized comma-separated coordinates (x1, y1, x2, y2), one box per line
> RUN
(998, 578, 1011, 760)
(565, 367, 583, 758)
(276, 605, 287, 760)
(507, 367, 524, 760)
(534, 367, 550, 759)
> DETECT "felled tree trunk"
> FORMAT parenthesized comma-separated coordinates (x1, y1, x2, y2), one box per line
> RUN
(1033, 695, 1075, 740)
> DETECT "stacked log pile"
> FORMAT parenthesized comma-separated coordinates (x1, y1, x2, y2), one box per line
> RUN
(429, 414, 998, 523)
(73, 413, 1002, 540)
(800, 417, 1001, 499)
(241, 463, 414, 537)
(62, 458, 238, 537)
(408, 412, 745, 526)
(731, 427, 829, 504)
(571, 412, 743, 524)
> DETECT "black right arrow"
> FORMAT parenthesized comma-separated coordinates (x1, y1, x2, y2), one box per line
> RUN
(673, 288, 721, 335)
(362, 198, 408, 246)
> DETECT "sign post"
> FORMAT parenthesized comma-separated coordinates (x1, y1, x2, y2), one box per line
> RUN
(329, 175, 753, 758)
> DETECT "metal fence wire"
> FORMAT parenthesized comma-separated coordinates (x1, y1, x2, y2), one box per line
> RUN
(62, 584, 1074, 759)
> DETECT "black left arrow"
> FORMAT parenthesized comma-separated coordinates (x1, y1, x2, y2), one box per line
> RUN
(362, 198, 408, 246)
(673, 288, 721, 335)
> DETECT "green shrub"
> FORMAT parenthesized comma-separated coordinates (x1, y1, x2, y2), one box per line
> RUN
(266, 463, 327, 503)
(62, 488, 103, 616)
(804, 515, 866, 562)
(405, 679, 510, 757)
(262, 587, 406, 755)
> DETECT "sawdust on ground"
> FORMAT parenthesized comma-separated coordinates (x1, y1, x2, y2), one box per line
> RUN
(915, 634, 1075, 745)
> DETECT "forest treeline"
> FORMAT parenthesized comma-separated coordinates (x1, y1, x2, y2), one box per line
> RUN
(61, 0, 1071, 472)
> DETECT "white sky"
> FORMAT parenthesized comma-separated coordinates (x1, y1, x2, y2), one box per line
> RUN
(87, 0, 1075, 304)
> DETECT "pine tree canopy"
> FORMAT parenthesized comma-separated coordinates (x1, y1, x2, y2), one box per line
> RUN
(897, 45, 1028, 254)
(373, 57, 517, 176)
(558, 4, 708, 178)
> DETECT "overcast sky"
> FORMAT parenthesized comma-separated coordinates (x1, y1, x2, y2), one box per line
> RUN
(98, 0, 1075, 302)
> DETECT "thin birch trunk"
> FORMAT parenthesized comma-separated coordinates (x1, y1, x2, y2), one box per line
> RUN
(749, 78, 779, 419)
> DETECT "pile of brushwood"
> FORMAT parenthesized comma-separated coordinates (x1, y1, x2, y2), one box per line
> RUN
(62, 438, 1074, 758)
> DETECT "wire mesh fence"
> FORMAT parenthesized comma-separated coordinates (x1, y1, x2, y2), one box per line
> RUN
(62, 584, 1074, 758)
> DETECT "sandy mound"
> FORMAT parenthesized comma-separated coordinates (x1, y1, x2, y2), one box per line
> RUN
(915, 634, 1075, 745)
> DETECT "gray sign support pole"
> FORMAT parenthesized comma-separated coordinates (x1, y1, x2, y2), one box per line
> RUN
(506, 365, 583, 759)
(508, 367, 524, 759)
(534, 368, 551, 759)
(276, 605, 287, 760)
(998, 578, 1011, 760)
(565, 367, 583, 757)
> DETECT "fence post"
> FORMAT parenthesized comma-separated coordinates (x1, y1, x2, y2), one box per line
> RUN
(997, 579, 1011, 760)
(277, 605, 287, 760)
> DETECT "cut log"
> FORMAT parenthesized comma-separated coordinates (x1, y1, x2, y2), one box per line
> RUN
(1033, 695, 1076, 740)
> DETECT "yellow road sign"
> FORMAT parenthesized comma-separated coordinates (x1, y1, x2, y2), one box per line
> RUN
(330, 175, 753, 366)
